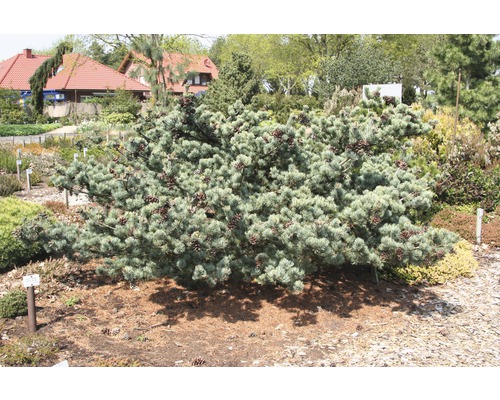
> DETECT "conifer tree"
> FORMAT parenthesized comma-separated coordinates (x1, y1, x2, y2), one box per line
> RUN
(37, 93, 457, 291)
(29, 42, 73, 116)
(202, 52, 261, 114)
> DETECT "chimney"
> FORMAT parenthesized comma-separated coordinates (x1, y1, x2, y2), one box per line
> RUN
(23, 49, 32, 58)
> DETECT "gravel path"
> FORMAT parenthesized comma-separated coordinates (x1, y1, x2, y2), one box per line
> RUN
(275, 248, 500, 367)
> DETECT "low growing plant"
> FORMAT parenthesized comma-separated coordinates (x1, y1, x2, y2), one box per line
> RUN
(0, 175, 22, 197)
(391, 240, 478, 285)
(0, 197, 49, 271)
(0, 289, 27, 318)
(0, 335, 60, 366)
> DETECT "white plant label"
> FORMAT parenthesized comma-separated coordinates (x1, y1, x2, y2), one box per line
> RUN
(23, 274, 40, 288)
(16, 159, 22, 165)
(26, 168, 32, 174)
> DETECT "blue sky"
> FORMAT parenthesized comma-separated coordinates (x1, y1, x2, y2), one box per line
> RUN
(0, 34, 67, 62)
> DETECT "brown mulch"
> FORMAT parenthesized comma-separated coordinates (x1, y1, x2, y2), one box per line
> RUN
(1, 185, 499, 367)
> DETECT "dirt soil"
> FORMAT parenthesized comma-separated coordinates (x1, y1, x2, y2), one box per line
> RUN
(1, 184, 499, 367)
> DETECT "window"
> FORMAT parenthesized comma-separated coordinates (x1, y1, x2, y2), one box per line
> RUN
(186, 73, 211, 86)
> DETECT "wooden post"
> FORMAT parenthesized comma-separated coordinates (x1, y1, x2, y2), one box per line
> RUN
(23, 274, 40, 333)
(27, 286, 37, 333)
(16, 159, 21, 181)
(453, 68, 462, 140)
(26, 168, 32, 191)
(64, 188, 69, 208)
(17, 149, 22, 180)
(476, 208, 484, 245)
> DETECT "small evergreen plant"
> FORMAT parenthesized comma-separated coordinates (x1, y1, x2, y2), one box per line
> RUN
(0, 290, 28, 318)
(44, 93, 458, 291)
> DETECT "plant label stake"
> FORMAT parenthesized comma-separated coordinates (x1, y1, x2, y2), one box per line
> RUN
(23, 274, 40, 333)
(476, 208, 484, 245)
(16, 159, 22, 181)
(83, 147, 88, 158)
(26, 168, 32, 191)
(73, 153, 78, 161)
(64, 188, 69, 207)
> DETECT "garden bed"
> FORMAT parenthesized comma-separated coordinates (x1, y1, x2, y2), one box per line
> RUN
(0, 123, 62, 137)
(0, 183, 499, 367)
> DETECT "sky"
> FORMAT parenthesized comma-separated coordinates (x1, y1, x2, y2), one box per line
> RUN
(0, 34, 67, 62)
(0, 1, 496, 62)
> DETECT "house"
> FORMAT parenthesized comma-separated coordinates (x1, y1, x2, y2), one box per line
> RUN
(117, 52, 219, 96)
(0, 48, 150, 104)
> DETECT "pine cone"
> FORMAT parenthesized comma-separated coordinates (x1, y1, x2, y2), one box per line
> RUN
(370, 216, 381, 226)
(272, 129, 284, 140)
(347, 140, 371, 155)
(118, 216, 127, 225)
(227, 213, 242, 231)
(234, 162, 245, 171)
(399, 230, 419, 240)
(192, 357, 206, 366)
(145, 195, 159, 204)
(166, 176, 176, 189)
(154, 204, 170, 219)
(394, 160, 408, 170)
(329, 146, 340, 154)
(249, 235, 258, 245)
(383, 96, 396, 106)
(191, 240, 201, 251)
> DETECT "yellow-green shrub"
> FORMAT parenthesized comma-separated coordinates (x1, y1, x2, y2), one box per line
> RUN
(392, 240, 478, 285)
(0, 197, 49, 271)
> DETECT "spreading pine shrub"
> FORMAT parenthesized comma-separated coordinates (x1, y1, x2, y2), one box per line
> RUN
(43, 94, 458, 291)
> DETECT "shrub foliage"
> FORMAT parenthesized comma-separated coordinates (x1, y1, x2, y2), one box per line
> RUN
(42, 94, 458, 291)
(392, 240, 478, 285)
(0, 197, 49, 271)
(0, 289, 28, 318)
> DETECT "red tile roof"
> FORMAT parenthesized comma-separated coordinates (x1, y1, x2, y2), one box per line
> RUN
(0, 50, 150, 93)
(118, 52, 219, 94)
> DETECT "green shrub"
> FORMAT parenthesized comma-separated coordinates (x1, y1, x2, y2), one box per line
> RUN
(102, 112, 136, 125)
(252, 93, 320, 124)
(0, 197, 49, 271)
(392, 240, 478, 285)
(0, 175, 23, 196)
(436, 164, 500, 212)
(0, 289, 28, 318)
(48, 95, 458, 291)
(0, 148, 18, 173)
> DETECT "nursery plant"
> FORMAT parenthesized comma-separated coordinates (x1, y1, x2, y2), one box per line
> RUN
(35, 93, 458, 291)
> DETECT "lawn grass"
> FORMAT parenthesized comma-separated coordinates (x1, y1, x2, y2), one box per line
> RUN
(0, 123, 62, 137)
